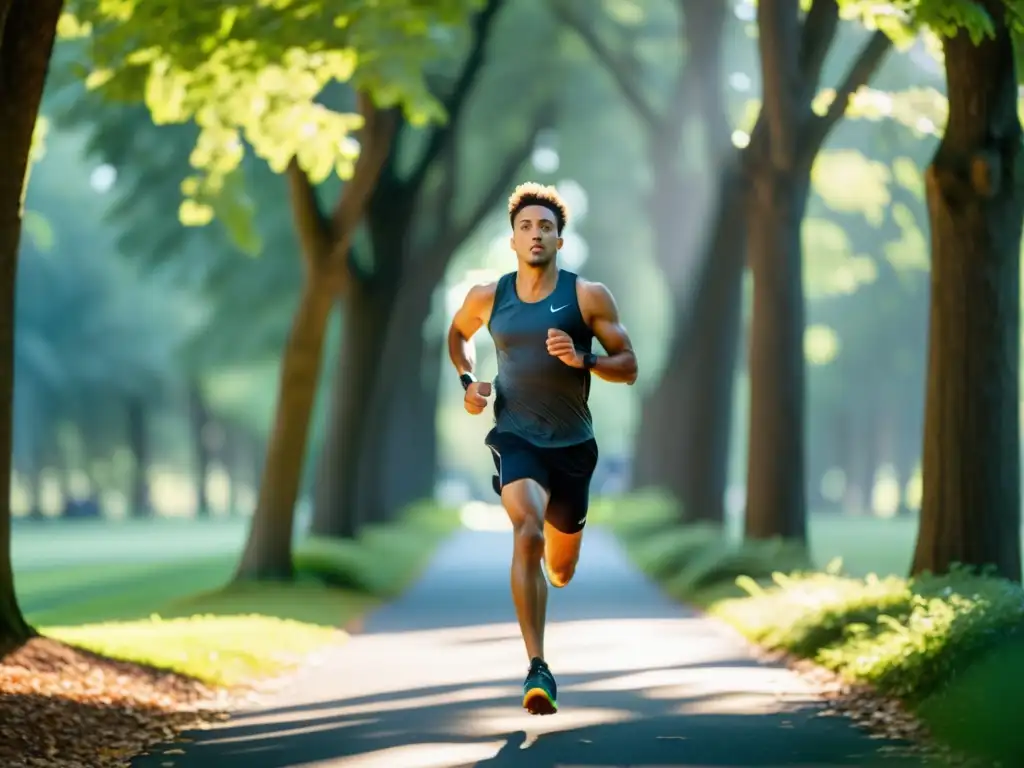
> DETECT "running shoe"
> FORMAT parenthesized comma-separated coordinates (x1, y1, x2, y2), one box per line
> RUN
(522, 657, 558, 715)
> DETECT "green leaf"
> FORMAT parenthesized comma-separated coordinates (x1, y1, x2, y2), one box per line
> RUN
(179, 199, 215, 226)
(884, 202, 930, 272)
(803, 217, 879, 298)
(62, 0, 484, 227)
(891, 156, 925, 199)
(812, 149, 892, 227)
(805, 324, 841, 366)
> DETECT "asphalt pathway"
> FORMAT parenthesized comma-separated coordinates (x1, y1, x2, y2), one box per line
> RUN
(134, 525, 926, 768)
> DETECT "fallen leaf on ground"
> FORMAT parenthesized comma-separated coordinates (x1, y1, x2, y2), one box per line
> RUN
(0, 637, 234, 768)
(740, 641, 998, 767)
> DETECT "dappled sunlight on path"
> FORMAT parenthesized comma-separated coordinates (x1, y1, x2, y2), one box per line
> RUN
(132, 530, 922, 768)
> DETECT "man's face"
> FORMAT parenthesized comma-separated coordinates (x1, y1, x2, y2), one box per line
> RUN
(511, 204, 562, 267)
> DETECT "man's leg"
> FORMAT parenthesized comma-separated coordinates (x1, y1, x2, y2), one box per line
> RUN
(500, 478, 550, 661)
(503, 477, 559, 715)
(486, 429, 560, 715)
(543, 520, 583, 588)
(542, 438, 599, 588)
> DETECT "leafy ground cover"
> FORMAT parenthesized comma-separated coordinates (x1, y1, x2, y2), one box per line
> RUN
(2, 503, 459, 767)
(594, 492, 1024, 767)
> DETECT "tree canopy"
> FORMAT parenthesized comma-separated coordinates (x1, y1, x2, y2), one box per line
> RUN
(59, 0, 485, 233)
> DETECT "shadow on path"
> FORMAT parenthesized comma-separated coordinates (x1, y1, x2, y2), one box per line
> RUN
(131, 529, 926, 768)
(136, 665, 921, 767)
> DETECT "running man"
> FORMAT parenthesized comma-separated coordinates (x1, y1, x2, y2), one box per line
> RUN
(446, 182, 639, 715)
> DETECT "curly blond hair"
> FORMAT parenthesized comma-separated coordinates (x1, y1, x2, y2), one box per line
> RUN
(507, 181, 569, 233)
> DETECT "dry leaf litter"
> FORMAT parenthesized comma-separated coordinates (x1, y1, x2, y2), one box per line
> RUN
(0, 637, 250, 768)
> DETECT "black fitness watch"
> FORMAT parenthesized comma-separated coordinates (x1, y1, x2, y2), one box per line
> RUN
(582, 353, 598, 370)
(459, 372, 476, 391)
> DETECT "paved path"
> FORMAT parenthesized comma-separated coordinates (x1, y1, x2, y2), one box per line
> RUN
(134, 528, 926, 767)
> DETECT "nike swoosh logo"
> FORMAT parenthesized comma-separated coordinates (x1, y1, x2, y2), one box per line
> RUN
(550, 304, 569, 313)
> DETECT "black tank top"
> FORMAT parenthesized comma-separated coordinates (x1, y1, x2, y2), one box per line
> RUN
(487, 269, 594, 448)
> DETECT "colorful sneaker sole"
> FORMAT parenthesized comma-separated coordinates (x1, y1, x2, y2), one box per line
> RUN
(523, 686, 558, 715)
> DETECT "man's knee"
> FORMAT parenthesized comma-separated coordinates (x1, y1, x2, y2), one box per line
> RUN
(502, 480, 547, 560)
(544, 525, 583, 588)
(546, 560, 576, 588)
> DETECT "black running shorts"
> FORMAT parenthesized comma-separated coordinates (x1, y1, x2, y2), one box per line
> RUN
(485, 427, 599, 534)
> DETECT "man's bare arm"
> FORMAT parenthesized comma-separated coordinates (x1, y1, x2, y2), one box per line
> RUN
(581, 281, 638, 385)
(447, 282, 496, 376)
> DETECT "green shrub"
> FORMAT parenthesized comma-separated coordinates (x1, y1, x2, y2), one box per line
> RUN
(916, 636, 1024, 763)
(630, 523, 724, 580)
(714, 565, 1024, 702)
(603, 500, 1024, 765)
(715, 570, 911, 655)
(294, 502, 459, 596)
(593, 490, 680, 542)
(668, 537, 813, 597)
(294, 537, 376, 592)
(819, 570, 1024, 700)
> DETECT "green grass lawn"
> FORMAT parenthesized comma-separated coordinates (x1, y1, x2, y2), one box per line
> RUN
(596, 492, 1024, 767)
(14, 504, 459, 687)
(12, 515, 248, 572)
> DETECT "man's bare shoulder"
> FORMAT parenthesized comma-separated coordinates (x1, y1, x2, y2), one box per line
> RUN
(576, 278, 618, 312)
(457, 281, 498, 325)
(465, 281, 498, 304)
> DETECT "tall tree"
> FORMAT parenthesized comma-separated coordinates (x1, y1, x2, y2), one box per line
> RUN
(350, 0, 561, 529)
(355, 113, 552, 524)
(231, 95, 393, 579)
(553, 0, 736, 522)
(65, 0, 485, 579)
(911, 0, 1023, 581)
(0, 0, 66, 648)
(311, 0, 511, 538)
(743, 2, 891, 541)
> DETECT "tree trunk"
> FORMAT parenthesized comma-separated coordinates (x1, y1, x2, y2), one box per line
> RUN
(126, 396, 151, 518)
(28, 460, 43, 519)
(631, 178, 746, 524)
(842, 401, 876, 515)
(891, 410, 918, 516)
(188, 382, 211, 518)
(235, 280, 334, 580)
(911, 16, 1023, 581)
(355, 262, 441, 525)
(658, 170, 746, 524)
(627, 166, 703, 493)
(744, 167, 811, 541)
(397, 333, 442, 511)
(367, 327, 442, 522)
(249, 432, 265, 511)
(627, 229, 688, 492)
(0, 0, 64, 648)
(816, 408, 848, 513)
(309, 280, 396, 538)
(628, 1, 730, 499)
(222, 422, 239, 516)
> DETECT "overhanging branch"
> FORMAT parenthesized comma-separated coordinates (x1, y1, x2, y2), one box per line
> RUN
(330, 92, 395, 238)
(410, 100, 554, 291)
(407, 0, 505, 194)
(285, 159, 333, 268)
(674, 0, 728, 151)
(446, 103, 553, 252)
(663, 0, 698, 143)
(433, 141, 459, 236)
(802, 30, 892, 159)
(550, 0, 659, 129)
(757, 0, 803, 168)
(798, 0, 839, 96)
(326, 92, 397, 289)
